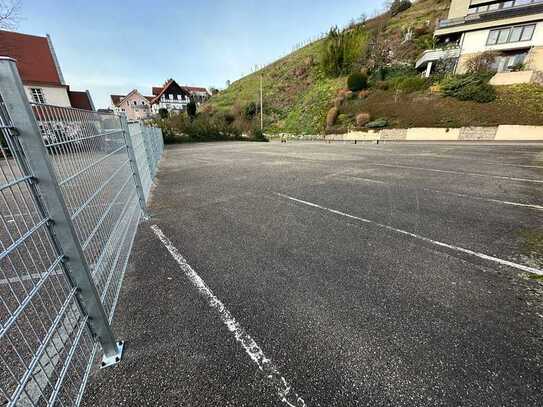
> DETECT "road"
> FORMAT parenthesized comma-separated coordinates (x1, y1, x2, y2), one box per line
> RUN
(82, 141, 543, 406)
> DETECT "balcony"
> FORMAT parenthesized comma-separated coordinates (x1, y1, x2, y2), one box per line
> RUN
(437, 1, 543, 30)
(415, 47, 461, 69)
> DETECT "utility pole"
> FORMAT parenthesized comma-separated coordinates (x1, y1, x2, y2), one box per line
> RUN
(260, 74, 263, 131)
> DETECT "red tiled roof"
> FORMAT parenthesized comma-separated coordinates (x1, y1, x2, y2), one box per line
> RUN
(152, 87, 163, 96)
(182, 86, 209, 94)
(0, 30, 63, 86)
(151, 79, 175, 104)
(110, 95, 124, 107)
(68, 90, 94, 111)
(111, 92, 154, 107)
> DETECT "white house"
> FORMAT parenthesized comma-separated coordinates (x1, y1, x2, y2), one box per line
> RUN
(150, 79, 192, 114)
(0, 30, 95, 109)
(417, 0, 543, 83)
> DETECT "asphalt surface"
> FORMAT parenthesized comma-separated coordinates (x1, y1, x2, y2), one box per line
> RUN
(82, 141, 543, 406)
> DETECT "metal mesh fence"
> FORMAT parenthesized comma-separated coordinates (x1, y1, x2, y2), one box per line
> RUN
(0, 62, 163, 406)
(127, 122, 163, 202)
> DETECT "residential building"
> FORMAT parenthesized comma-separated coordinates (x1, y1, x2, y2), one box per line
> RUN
(181, 86, 211, 104)
(416, 0, 543, 82)
(0, 30, 96, 110)
(150, 79, 192, 114)
(110, 80, 211, 119)
(110, 90, 154, 121)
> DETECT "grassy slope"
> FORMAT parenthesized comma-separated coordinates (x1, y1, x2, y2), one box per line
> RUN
(207, 0, 542, 134)
(336, 85, 543, 129)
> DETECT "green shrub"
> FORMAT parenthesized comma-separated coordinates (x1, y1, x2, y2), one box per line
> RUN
(347, 72, 368, 91)
(389, 0, 412, 16)
(251, 128, 269, 142)
(440, 74, 496, 103)
(390, 76, 428, 93)
(457, 82, 496, 103)
(151, 111, 243, 143)
(369, 64, 418, 85)
(366, 118, 388, 128)
(187, 101, 197, 118)
(244, 102, 258, 119)
(158, 108, 169, 119)
(320, 26, 369, 77)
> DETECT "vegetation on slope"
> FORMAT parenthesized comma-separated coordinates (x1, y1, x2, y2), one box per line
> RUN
(186, 0, 542, 138)
(205, 0, 451, 134)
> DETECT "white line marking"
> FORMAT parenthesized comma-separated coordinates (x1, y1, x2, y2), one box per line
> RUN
(151, 225, 307, 407)
(368, 163, 543, 184)
(276, 193, 543, 276)
(357, 147, 543, 169)
(339, 175, 543, 211)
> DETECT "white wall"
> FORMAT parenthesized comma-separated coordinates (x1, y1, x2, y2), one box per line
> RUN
(24, 85, 71, 107)
(461, 21, 543, 54)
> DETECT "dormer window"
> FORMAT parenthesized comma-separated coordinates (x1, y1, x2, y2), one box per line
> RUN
(30, 88, 46, 104)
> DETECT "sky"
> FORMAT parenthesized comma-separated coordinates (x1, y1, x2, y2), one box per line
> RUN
(17, 0, 385, 108)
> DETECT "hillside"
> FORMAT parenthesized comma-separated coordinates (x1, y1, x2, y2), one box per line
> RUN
(205, 0, 543, 135)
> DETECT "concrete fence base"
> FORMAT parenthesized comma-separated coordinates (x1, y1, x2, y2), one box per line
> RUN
(273, 125, 543, 142)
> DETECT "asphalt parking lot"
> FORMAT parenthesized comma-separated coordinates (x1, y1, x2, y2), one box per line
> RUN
(82, 141, 543, 406)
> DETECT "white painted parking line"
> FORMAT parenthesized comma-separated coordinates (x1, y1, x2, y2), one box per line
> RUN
(339, 175, 543, 211)
(276, 193, 543, 276)
(368, 163, 543, 184)
(151, 225, 307, 407)
(358, 147, 543, 169)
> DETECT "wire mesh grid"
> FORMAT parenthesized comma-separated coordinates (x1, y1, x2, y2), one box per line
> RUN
(128, 122, 153, 202)
(1, 93, 163, 405)
(31, 105, 140, 312)
(1, 95, 96, 406)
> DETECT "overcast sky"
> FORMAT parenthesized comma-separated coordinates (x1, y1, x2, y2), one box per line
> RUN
(18, 0, 385, 108)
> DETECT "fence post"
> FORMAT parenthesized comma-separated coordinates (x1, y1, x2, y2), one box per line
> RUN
(121, 116, 147, 216)
(0, 57, 124, 368)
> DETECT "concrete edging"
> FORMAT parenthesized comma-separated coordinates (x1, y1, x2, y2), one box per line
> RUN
(273, 125, 543, 142)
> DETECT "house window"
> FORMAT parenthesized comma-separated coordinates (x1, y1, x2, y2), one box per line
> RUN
(468, 0, 543, 14)
(491, 50, 529, 72)
(177, 94, 182, 100)
(30, 88, 46, 104)
(487, 24, 535, 45)
(169, 94, 174, 100)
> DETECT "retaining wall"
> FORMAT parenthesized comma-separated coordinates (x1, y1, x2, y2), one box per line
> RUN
(273, 125, 543, 142)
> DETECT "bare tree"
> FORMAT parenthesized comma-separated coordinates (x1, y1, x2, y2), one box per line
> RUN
(0, 0, 21, 30)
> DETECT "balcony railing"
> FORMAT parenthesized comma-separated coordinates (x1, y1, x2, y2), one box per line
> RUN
(159, 99, 189, 104)
(415, 47, 461, 69)
(437, 1, 543, 30)
(133, 105, 151, 111)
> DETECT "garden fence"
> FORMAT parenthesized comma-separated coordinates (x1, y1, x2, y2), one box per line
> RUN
(0, 57, 163, 406)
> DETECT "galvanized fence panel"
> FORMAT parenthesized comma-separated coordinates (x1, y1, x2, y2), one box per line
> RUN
(0, 57, 164, 406)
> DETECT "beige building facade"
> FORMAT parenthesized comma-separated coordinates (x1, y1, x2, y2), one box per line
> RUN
(418, 0, 543, 80)
(24, 84, 71, 107)
(111, 90, 153, 121)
